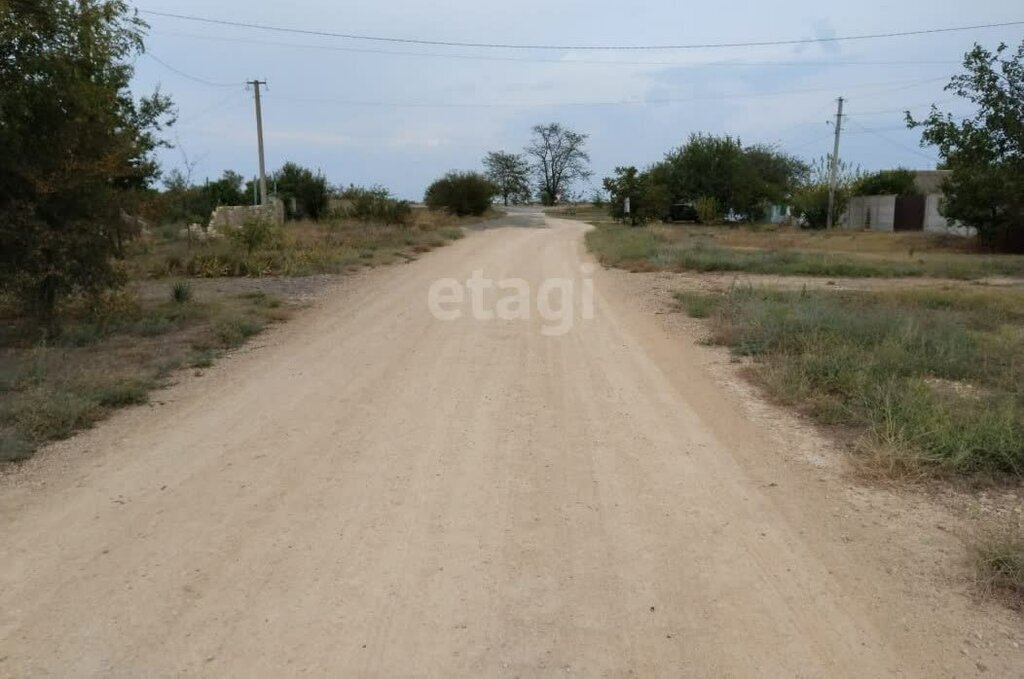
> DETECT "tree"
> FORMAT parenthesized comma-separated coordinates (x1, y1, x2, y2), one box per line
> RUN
(601, 166, 671, 225)
(272, 162, 329, 220)
(854, 169, 920, 196)
(908, 41, 1024, 251)
(337, 185, 411, 225)
(791, 156, 861, 229)
(525, 123, 592, 205)
(483, 151, 531, 206)
(424, 172, 496, 216)
(737, 145, 809, 219)
(646, 134, 807, 221)
(0, 0, 175, 326)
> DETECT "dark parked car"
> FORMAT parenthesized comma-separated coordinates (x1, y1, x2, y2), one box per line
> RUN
(663, 203, 701, 223)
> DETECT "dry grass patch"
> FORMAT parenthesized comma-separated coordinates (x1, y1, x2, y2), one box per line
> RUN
(132, 207, 494, 280)
(567, 206, 1024, 280)
(674, 285, 1024, 477)
(973, 524, 1024, 611)
(0, 285, 294, 462)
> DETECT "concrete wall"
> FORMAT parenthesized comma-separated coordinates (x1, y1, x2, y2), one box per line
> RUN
(844, 193, 976, 237)
(845, 195, 896, 231)
(208, 199, 285, 231)
(923, 194, 976, 236)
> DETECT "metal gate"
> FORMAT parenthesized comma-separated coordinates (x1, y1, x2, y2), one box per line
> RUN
(893, 195, 925, 231)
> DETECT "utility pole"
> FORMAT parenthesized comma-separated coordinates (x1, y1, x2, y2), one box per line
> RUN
(247, 80, 268, 205)
(826, 96, 845, 229)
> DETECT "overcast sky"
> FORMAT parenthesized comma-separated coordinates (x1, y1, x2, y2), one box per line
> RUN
(130, 0, 1022, 199)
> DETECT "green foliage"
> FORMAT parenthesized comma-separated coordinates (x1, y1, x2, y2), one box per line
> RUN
(483, 151, 532, 206)
(602, 166, 668, 225)
(229, 220, 280, 255)
(790, 184, 833, 230)
(854, 168, 920, 196)
(273, 162, 329, 220)
(694, 196, 720, 225)
(214, 317, 264, 348)
(791, 156, 862, 229)
(525, 123, 592, 205)
(0, 431, 33, 462)
(0, 0, 175, 326)
(909, 41, 1024, 251)
(425, 171, 496, 216)
(646, 134, 808, 220)
(160, 169, 248, 224)
(171, 281, 193, 304)
(337, 185, 412, 225)
(674, 291, 718, 318)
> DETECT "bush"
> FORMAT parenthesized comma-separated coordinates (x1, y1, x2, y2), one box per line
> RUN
(854, 168, 919, 196)
(790, 184, 834, 229)
(272, 162, 330, 221)
(694, 196, 720, 224)
(424, 171, 496, 216)
(171, 280, 192, 304)
(337, 185, 411, 225)
(230, 220, 279, 254)
(214, 317, 264, 348)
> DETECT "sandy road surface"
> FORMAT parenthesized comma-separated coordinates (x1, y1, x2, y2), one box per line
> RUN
(1, 208, 1021, 677)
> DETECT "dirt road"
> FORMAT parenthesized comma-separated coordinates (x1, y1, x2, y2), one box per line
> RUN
(2, 209, 1020, 676)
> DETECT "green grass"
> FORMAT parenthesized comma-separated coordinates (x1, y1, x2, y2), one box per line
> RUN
(674, 291, 718, 318)
(676, 286, 1024, 476)
(582, 218, 1024, 280)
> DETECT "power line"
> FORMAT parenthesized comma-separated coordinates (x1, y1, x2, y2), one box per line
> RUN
(258, 76, 950, 110)
(846, 118, 939, 163)
(175, 91, 247, 127)
(844, 98, 959, 116)
(138, 11, 1024, 51)
(148, 29, 961, 68)
(145, 51, 239, 87)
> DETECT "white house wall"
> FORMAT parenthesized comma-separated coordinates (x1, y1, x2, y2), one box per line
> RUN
(844, 194, 976, 237)
(844, 195, 896, 231)
(923, 194, 976, 236)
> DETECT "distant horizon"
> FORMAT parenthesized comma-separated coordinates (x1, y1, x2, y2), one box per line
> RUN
(131, 1, 1021, 200)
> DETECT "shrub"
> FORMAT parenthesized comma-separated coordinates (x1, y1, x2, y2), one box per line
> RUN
(214, 317, 264, 348)
(854, 168, 919, 196)
(171, 280, 193, 304)
(230, 220, 279, 254)
(272, 162, 329, 220)
(424, 171, 496, 216)
(790, 184, 832, 229)
(694, 196, 720, 224)
(337, 185, 412, 225)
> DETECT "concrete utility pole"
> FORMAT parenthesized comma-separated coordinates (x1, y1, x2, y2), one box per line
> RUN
(826, 96, 845, 229)
(247, 80, 269, 205)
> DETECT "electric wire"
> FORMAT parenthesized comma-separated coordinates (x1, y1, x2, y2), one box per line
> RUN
(138, 11, 1024, 52)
